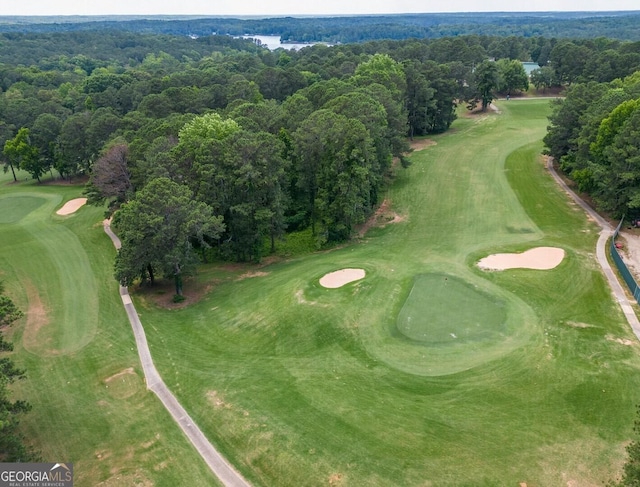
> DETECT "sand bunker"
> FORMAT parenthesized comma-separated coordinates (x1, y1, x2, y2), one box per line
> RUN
(319, 268, 366, 288)
(56, 198, 87, 215)
(477, 247, 565, 271)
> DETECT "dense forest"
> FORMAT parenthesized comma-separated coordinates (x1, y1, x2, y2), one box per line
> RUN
(2, 29, 640, 288)
(1, 11, 640, 42)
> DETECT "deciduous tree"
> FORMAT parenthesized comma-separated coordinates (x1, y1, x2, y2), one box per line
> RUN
(113, 177, 224, 295)
(471, 60, 499, 112)
(85, 141, 134, 208)
(496, 59, 529, 95)
(2, 128, 43, 182)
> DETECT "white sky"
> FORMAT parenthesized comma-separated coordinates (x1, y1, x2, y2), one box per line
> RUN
(2, 0, 638, 17)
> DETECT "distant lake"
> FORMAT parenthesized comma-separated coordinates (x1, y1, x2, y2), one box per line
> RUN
(241, 34, 330, 51)
(522, 62, 539, 75)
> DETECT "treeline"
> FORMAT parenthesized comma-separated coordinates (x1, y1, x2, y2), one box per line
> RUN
(1, 11, 640, 42)
(0, 31, 264, 67)
(544, 72, 640, 218)
(1, 31, 639, 289)
(2, 31, 640, 88)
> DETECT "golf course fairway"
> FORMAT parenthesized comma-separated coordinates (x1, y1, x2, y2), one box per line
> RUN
(3, 99, 640, 486)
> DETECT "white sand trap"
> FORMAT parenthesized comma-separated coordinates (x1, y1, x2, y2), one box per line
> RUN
(478, 247, 565, 271)
(319, 268, 366, 288)
(56, 198, 87, 215)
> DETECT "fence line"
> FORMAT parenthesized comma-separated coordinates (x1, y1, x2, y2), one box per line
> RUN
(611, 218, 640, 304)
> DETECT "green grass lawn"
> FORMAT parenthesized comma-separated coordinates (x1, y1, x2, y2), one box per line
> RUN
(3, 98, 640, 487)
(0, 172, 218, 486)
(131, 99, 640, 486)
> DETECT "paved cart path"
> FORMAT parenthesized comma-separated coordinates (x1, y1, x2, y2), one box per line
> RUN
(546, 159, 640, 338)
(103, 220, 252, 487)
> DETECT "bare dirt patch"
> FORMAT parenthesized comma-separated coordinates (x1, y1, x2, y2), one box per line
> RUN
(319, 269, 366, 288)
(95, 450, 112, 461)
(237, 271, 269, 280)
(56, 197, 87, 215)
(618, 230, 640, 281)
(21, 279, 53, 354)
(357, 198, 406, 237)
(153, 461, 168, 471)
(295, 289, 322, 306)
(477, 247, 565, 271)
(104, 367, 135, 383)
(408, 138, 436, 152)
(329, 473, 345, 486)
(461, 105, 498, 119)
(206, 390, 231, 410)
(565, 321, 595, 329)
(606, 335, 636, 346)
(141, 433, 160, 450)
(133, 279, 213, 310)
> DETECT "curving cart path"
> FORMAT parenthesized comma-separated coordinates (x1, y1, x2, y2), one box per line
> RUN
(103, 220, 251, 487)
(546, 159, 640, 338)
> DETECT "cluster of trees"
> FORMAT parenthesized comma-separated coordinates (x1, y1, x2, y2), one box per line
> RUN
(528, 38, 640, 88)
(544, 72, 640, 217)
(1, 11, 639, 43)
(107, 54, 413, 292)
(0, 282, 32, 462)
(1, 29, 638, 289)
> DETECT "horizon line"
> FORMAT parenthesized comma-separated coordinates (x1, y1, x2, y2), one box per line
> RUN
(1, 10, 639, 20)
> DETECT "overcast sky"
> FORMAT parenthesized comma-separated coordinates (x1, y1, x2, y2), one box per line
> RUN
(2, 0, 638, 17)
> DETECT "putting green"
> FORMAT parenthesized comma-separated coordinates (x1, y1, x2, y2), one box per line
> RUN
(397, 273, 507, 344)
(0, 195, 47, 223)
(356, 268, 538, 377)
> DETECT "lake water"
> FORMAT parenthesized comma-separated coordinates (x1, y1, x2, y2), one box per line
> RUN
(522, 62, 539, 75)
(242, 34, 329, 51)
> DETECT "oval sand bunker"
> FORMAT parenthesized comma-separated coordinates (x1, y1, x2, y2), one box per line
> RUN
(56, 198, 87, 215)
(319, 268, 366, 288)
(478, 247, 565, 271)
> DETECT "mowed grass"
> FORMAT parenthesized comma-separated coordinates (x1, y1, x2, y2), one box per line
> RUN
(3, 98, 640, 487)
(0, 173, 218, 485)
(133, 99, 640, 486)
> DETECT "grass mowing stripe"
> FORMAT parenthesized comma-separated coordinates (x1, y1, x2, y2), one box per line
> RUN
(4, 99, 639, 486)
(1, 179, 219, 486)
(20, 218, 98, 354)
(135, 99, 640, 486)
(0, 195, 47, 223)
